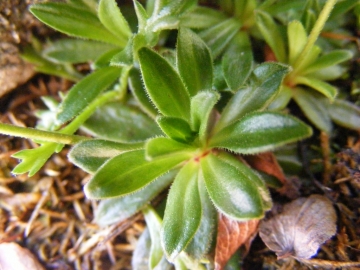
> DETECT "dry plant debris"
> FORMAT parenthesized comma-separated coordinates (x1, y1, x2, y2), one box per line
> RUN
(214, 214, 259, 270)
(0, 242, 44, 270)
(259, 194, 337, 260)
(0, 77, 144, 270)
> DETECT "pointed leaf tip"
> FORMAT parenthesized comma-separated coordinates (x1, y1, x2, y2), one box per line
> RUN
(211, 112, 313, 154)
(177, 28, 213, 96)
(138, 47, 190, 120)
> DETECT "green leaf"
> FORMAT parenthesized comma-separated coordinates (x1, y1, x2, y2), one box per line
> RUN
(293, 87, 332, 133)
(329, 0, 360, 20)
(274, 144, 303, 176)
(84, 149, 188, 199)
(30, 3, 123, 46)
(134, 1, 149, 32)
(190, 91, 220, 143)
(302, 9, 316, 33)
(287, 20, 307, 65)
(132, 228, 173, 270)
(146, 137, 195, 159)
(179, 6, 227, 29)
(82, 102, 162, 143)
(110, 37, 134, 67)
(143, 206, 165, 268)
(293, 45, 322, 74)
(222, 32, 253, 91)
(256, 10, 287, 62)
(200, 153, 263, 220)
(128, 68, 158, 118)
(177, 28, 213, 96)
(216, 152, 272, 210)
(43, 39, 117, 64)
(162, 161, 202, 260)
(184, 175, 216, 259)
(156, 116, 195, 143)
(216, 62, 290, 131)
(138, 47, 191, 120)
(157, 0, 197, 17)
(95, 51, 124, 71)
(98, 0, 132, 44)
(199, 18, 242, 58)
(35, 97, 60, 131)
(210, 111, 312, 154)
(21, 45, 82, 81)
(260, 0, 305, 15)
(68, 0, 98, 12)
(213, 61, 228, 91)
(308, 65, 347, 81)
(12, 142, 61, 176)
(95, 171, 176, 227)
(295, 76, 337, 101)
(328, 99, 360, 131)
(56, 66, 121, 124)
(132, 228, 152, 269)
(149, 15, 179, 32)
(233, 0, 257, 23)
(268, 85, 293, 111)
(68, 139, 144, 173)
(303, 50, 353, 74)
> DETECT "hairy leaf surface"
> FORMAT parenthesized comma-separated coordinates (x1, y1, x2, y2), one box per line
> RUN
(216, 63, 289, 131)
(177, 28, 213, 96)
(57, 67, 121, 124)
(68, 140, 144, 173)
(30, 3, 123, 46)
(211, 112, 312, 154)
(200, 153, 263, 220)
(138, 47, 190, 120)
(82, 102, 162, 142)
(98, 0, 132, 44)
(162, 161, 202, 260)
(156, 116, 195, 143)
(84, 149, 187, 199)
(95, 171, 176, 226)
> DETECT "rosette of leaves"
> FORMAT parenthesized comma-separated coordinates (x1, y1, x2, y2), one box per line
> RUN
(15, 0, 201, 176)
(75, 28, 312, 264)
(256, 2, 360, 133)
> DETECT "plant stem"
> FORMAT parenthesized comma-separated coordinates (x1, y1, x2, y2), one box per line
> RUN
(0, 123, 89, 144)
(292, 0, 337, 73)
(0, 90, 119, 145)
(61, 90, 119, 134)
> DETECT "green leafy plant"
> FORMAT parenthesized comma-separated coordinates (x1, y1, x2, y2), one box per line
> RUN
(0, 0, 359, 268)
(255, 0, 360, 133)
(81, 29, 312, 261)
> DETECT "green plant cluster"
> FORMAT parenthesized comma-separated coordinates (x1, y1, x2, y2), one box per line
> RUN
(1, 0, 359, 268)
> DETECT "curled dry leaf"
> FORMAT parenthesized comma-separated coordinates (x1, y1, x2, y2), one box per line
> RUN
(0, 242, 44, 270)
(259, 194, 337, 260)
(215, 213, 259, 270)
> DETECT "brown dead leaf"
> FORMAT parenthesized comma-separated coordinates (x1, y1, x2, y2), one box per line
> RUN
(0, 242, 44, 270)
(214, 213, 259, 270)
(244, 152, 300, 199)
(259, 194, 337, 260)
